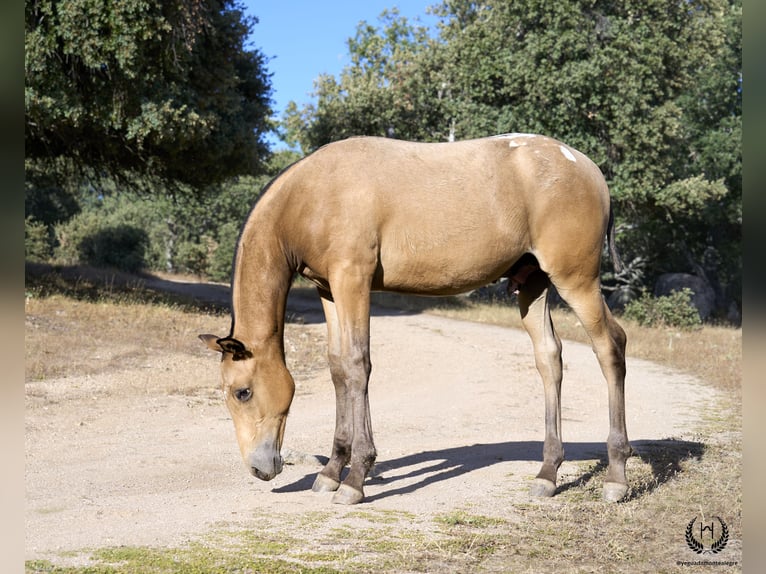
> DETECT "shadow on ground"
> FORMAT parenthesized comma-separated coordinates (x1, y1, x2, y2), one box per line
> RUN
(274, 438, 704, 502)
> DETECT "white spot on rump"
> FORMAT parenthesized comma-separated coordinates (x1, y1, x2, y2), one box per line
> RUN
(493, 133, 538, 148)
(494, 132, 537, 139)
(559, 145, 577, 162)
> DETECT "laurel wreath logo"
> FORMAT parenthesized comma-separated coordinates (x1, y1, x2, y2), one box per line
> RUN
(686, 516, 729, 555)
(685, 519, 704, 554)
(710, 518, 729, 554)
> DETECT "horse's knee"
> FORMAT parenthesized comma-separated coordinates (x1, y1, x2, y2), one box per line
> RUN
(328, 351, 371, 386)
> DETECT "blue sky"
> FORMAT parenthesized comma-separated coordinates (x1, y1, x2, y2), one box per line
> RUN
(241, 1, 439, 147)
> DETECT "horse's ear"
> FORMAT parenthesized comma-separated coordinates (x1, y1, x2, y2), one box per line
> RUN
(199, 335, 253, 360)
(216, 337, 250, 357)
(199, 334, 224, 352)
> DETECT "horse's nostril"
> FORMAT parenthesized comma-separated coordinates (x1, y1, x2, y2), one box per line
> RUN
(252, 467, 272, 481)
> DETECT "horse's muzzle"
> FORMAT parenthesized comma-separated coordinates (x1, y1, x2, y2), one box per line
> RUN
(248, 448, 283, 481)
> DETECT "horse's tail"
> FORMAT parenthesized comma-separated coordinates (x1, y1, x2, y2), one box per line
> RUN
(607, 199, 624, 274)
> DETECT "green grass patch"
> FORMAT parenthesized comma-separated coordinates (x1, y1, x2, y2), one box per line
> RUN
(345, 508, 417, 524)
(293, 551, 358, 563)
(27, 542, 344, 574)
(435, 511, 507, 528)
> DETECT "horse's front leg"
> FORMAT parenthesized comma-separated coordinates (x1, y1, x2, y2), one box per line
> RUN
(313, 283, 377, 505)
(332, 350, 375, 505)
(311, 373, 351, 493)
(312, 290, 351, 493)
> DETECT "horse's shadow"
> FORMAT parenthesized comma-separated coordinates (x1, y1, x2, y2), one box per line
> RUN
(274, 438, 704, 502)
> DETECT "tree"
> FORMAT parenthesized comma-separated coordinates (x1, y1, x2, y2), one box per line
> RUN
(25, 0, 274, 190)
(281, 9, 443, 152)
(49, 150, 300, 278)
(283, 0, 742, 316)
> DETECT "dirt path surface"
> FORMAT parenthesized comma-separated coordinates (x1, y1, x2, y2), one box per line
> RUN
(25, 280, 722, 564)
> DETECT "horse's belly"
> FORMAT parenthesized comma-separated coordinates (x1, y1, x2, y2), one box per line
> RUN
(375, 239, 521, 295)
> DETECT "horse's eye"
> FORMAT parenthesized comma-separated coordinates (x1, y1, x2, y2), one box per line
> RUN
(234, 387, 253, 402)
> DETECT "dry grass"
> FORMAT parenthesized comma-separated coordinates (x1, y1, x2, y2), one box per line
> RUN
(25, 295, 223, 381)
(25, 266, 742, 573)
(24, 266, 228, 382)
(371, 292, 742, 394)
(24, 265, 327, 383)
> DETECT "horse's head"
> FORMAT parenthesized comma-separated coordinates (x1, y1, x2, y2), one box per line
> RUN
(200, 334, 295, 481)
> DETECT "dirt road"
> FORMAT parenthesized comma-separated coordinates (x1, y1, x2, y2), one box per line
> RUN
(25, 282, 721, 564)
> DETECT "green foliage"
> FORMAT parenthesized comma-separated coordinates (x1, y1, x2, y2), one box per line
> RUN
(653, 176, 728, 220)
(174, 238, 211, 277)
(25, 216, 52, 262)
(47, 174, 268, 280)
(53, 194, 161, 269)
(25, 0, 274, 189)
(623, 288, 702, 330)
(282, 0, 742, 317)
(53, 210, 110, 266)
(206, 221, 241, 282)
(77, 225, 148, 273)
(27, 149, 305, 281)
(24, 164, 82, 226)
(281, 9, 440, 150)
(53, 209, 148, 273)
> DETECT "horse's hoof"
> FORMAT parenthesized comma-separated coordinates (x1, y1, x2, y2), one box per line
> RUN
(312, 474, 340, 493)
(529, 478, 557, 498)
(603, 482, 629, 503)
(331, 484, 364, 505)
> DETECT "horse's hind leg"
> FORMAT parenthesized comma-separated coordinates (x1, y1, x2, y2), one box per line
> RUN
(557, 278, 631, 502)
(517, 271, 564, 498)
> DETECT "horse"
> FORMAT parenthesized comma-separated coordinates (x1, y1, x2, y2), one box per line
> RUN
(200, 133, 630, 505)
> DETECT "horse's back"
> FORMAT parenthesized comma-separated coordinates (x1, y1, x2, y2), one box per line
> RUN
(304, 134, 607, 216)
(279, 135, 610, 294)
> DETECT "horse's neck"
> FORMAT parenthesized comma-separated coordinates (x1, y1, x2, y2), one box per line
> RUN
(230, 226, 293, 351)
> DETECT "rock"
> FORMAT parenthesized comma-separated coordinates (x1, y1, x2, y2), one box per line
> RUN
(281, 448, 327, 467)
(606, 287, 634, 312)
(653, 273, 716, 321)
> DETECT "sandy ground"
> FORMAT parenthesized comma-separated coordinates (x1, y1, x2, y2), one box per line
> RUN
(25, 281, 722, 563)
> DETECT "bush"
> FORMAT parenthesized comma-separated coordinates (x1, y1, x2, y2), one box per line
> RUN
(45, 176, 264, 277)
(175, 238, 210, 277)
(206, 221, 240, 283)
(54, 201, 162, 271)
(623, 288, 702, 330)
(25, 216, 52, 262)
(54, 210, 101, 265)
(77, 225, 148, 273)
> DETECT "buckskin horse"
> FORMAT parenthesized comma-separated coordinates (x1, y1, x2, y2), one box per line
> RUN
(200, 133, 631, 505)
